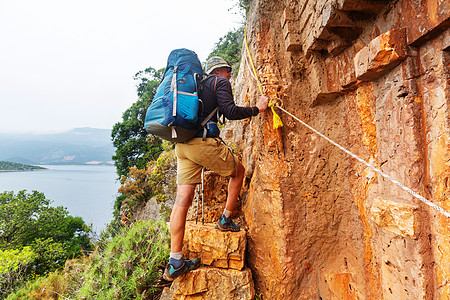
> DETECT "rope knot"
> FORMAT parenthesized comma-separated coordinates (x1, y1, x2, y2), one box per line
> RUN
(268, 99, 283, 129)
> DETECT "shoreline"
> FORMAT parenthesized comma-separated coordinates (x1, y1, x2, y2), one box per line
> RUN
(0, 168, 48, 172)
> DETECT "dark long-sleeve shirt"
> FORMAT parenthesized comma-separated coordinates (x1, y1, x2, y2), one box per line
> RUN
(198, 75, 259, 122)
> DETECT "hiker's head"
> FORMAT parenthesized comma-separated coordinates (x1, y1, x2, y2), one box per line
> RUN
(212, 66, 232, 79)
(206, 56, 231, 78)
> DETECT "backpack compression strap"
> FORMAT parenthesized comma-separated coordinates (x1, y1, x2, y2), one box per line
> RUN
(171, 66, 178, 117)
(200, 107, 219, 140)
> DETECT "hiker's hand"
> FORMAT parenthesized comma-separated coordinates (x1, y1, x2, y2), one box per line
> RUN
(256, 95, 269, 112)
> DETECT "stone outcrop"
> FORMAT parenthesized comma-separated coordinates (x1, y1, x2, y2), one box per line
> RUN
(160, 267, 254, 300)
(354, 29, 407, 81)
(222, 0, 450, 299)
(182, 222, 247, 270)
(369, 197, 419, 239)
(160, 222, 254, 300)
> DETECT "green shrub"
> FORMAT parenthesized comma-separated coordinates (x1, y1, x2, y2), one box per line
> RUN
(0, 246, 36, 298)
(76, 220, 170, 299)
(6, 258, 88, 300)
(6, 269, 68, 300)
(30, 238, 67, 276)
(118, 149, 177, 220)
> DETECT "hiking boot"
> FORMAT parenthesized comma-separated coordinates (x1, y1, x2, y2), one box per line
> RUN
(163, 258, 200, 281)
(215, 214, 240, 232)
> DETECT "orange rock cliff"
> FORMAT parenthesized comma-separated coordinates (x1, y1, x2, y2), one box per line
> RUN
(221, 0, 449, 299)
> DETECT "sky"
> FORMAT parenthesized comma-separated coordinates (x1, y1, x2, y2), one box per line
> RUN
(0, 0, 243, 133)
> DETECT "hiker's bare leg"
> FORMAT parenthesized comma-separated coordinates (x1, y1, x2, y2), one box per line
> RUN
(170, 184, 196, 253)
(225, 162, 245, 212)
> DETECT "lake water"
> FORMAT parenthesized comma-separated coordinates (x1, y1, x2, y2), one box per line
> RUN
(0, 165, 120, 234)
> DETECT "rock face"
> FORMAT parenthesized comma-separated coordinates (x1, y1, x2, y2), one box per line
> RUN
(222, 0, 450, 299)
(185, 171, 235, 224)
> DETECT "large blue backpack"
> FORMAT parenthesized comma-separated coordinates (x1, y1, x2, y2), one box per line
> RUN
(144, 48, 217, 142)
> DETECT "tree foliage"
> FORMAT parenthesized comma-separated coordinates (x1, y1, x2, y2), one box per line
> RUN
(0, 161, 45, 171)
(0, 190, 92, 276)
(111, 67, 165, 179)
(238, 0, 250, 13)
(207, 26, 244, 71)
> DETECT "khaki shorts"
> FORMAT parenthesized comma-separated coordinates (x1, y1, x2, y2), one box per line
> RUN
(175, 138, 237, 184)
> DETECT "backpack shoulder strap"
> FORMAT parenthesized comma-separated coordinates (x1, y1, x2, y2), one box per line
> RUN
(199, 75, 218, 93)
(213, 75, 218, 93)
(198, 75, 219, 116)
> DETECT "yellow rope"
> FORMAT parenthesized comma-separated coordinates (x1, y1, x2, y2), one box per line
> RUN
(244, 25, 283, 129)
(244, 26, 263, 95)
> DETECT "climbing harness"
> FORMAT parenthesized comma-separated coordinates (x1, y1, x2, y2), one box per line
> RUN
(243, 24, 450, 219)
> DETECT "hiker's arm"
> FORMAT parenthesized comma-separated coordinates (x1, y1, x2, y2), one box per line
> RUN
(216, 79, 260, 120)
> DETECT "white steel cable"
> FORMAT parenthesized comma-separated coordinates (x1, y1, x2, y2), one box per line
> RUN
(275, 105, 450, 219)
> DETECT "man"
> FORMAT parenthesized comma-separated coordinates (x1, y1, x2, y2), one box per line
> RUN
(163, 56, 269, 281)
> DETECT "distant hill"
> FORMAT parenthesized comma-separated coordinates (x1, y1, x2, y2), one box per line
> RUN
(0, 127, 115, 165)
(0, 161, 47, 171)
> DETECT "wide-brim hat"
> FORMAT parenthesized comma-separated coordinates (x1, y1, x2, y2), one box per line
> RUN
(205, 56, 231, 74)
